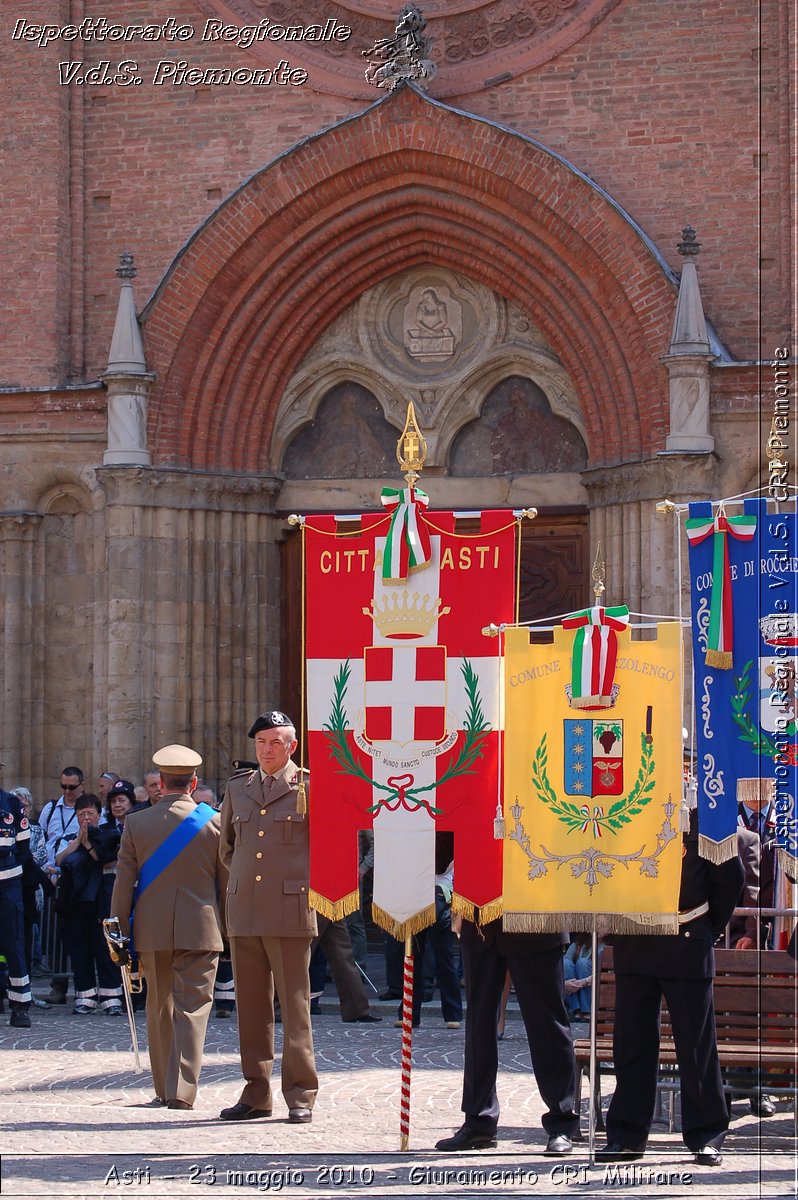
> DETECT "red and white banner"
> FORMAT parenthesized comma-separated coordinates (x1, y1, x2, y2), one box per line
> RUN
(305, 510, 516, 936)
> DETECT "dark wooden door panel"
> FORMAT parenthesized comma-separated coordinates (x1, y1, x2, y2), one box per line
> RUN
(518, 513, 590, 625)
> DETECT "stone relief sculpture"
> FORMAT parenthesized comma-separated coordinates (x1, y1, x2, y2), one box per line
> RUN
(363, 3, 437, 91)
(402, 285, 462, 361)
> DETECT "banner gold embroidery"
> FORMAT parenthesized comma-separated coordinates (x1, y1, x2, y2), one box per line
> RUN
(502, 622, 684, 933)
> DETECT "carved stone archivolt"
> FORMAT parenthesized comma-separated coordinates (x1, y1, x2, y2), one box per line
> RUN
(192, 0, 621, 98)
(272, 266, 585, 472)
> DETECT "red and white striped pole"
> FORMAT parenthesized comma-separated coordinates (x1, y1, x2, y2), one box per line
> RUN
(399, 932, 414, 1150)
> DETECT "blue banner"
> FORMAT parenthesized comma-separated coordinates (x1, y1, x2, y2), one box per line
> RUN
(687, 498, 798, 878)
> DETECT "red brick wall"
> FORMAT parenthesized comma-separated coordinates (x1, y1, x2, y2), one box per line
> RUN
(1, 0, 789, 409)
(143, 85, 677, 470)
(1, 0, 73, 387)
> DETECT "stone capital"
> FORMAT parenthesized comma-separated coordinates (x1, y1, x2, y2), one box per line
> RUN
(95, 466, 282, 513)
(582, 454, 719, 508)
(0, 511, 42, 540)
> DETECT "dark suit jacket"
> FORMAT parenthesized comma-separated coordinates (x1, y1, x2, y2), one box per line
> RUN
(612, 821, 743, 979)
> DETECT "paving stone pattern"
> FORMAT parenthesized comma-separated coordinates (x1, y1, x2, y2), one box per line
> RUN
(1, 1000, 795, 1199)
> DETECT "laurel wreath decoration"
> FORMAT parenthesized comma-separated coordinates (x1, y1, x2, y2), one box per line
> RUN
(730, 660, 778, 757)
(410, 660, 491, 798)
(323, 657, 491, 816)
(323, 660, 383, 791)
(531, 729, 655, 837)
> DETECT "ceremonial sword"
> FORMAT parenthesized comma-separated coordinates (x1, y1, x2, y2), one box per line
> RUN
(102, 917, 143, 1073)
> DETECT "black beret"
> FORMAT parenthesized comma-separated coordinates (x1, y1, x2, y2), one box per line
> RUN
(247, 710, 295, 739)
(108, 779, 136, 802)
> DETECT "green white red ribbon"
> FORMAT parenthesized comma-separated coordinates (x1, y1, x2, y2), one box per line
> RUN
(562, 605, 630, 708)
(685, 512, 757, 668)
(380, 486, 431, 582)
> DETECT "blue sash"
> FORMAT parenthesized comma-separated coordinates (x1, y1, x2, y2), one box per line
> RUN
(129, 802, 217, 944)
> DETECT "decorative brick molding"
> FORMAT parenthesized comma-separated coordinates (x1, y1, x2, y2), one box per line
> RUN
(192, 0, 621, 98)
(143, 84, 679, 473)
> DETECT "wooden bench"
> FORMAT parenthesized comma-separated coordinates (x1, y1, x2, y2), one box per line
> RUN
(573, 946, 798, 1131)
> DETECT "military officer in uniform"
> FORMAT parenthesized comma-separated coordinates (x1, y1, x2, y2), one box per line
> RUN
(0, 780, 32, 1027)
(111, 744, 225, 1110)
(219, 710, 318, 1124)
(596, 811, 744, 1167)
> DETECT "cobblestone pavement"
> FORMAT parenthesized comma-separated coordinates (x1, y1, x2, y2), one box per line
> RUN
(1, 999, 795, 1199)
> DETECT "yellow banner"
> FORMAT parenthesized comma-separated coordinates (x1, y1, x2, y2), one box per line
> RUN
(502, 622, 683, 934)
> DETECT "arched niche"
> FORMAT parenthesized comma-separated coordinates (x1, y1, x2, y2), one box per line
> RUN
(449, 376, 588, 476)
(282, 382, 399, 479)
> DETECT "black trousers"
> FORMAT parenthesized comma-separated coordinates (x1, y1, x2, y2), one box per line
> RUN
(461, 940, 578, 1137)
(63, 902, 122, 1009)
(607, 972, 729, 1152)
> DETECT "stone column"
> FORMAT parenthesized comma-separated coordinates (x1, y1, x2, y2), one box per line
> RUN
(0, 513, 42, 784)
(583, 455, 720, 730)
(583, 455, 719, 617)
(95, 467, 282, 789)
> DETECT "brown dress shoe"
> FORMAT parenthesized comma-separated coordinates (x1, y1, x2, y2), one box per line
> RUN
(288, 1108, 312, 1124)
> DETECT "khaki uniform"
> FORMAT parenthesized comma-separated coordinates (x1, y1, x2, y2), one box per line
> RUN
(219, 763, 318, 1112)
(111, 792, 225, 1106)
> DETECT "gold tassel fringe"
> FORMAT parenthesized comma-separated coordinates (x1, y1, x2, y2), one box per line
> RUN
(698, 832, 738, 864)
(736, 777, 774, 805)
(475, 897, 503, 925)
(502, 910, 679, 935)
(371, 902, 436, 941)
(296, 781, 307, 815)
(705, 648, 733, 669)
(308, 887, 360, 922)
(777, 846, 798, 884)
(451, 893, 475, 923)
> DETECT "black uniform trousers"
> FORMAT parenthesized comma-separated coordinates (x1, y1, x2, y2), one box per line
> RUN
(461, 938, 578, 1137)
(607, 968, 729, 1153)
(0, 879, 31, 1005)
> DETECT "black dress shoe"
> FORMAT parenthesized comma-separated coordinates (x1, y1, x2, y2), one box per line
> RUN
(378, 990, 402, 1001)
(435, 1125, 497, 1151)
(694, 1145, 722, 1167)
(750, 1093, 776, 1118)
(343, 1014, 382, 1023)
(167, 1099, 193, 1110)
(288, 1107, 312, 1123)
(595, 1143, 644, 1163)
(219, 1102, 272, 1121)
(544, 1134, 573, 1156)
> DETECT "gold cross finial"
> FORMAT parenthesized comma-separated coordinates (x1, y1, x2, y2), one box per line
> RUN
(397, 401, 427, 485)
(592, 543, 606, 603)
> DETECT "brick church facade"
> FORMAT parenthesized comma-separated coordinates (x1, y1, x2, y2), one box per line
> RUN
(1, 1, 792, 797)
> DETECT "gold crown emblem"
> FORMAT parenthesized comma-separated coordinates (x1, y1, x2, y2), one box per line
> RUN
(363, 591, 450, 639)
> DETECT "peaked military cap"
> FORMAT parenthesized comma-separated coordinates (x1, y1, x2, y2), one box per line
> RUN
(152, 744, 203, 772)
(247, 710, 295, 739)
